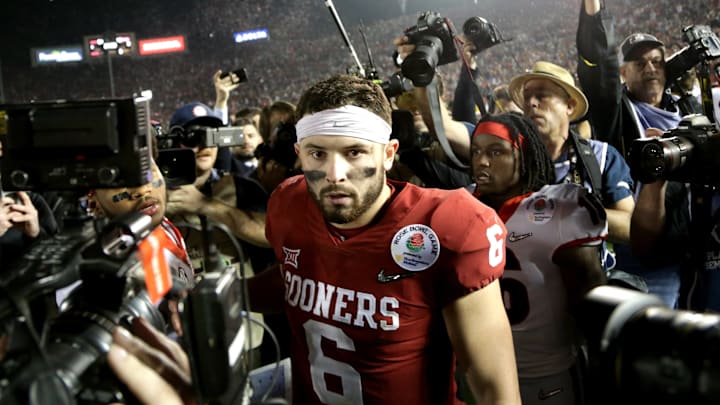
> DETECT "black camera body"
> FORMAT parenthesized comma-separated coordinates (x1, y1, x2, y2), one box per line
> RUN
(401, 11, 459, 87)
(0, 212, 164, 405)
(156, 124, 245, 188)
(0, 97, 153, 191)
(161, 125, 245, 150)
(156, 148, 197, 188)
(628, 114, 720, 185)
(665, 24, 720, 85)
(462, 16, 508, 54)
(180, 266, 249, 404)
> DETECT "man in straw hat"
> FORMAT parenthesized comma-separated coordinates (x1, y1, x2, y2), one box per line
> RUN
(507, 61, 634, 253)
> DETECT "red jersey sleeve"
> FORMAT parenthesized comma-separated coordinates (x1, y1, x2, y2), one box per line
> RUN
(430, 189, 507, 306)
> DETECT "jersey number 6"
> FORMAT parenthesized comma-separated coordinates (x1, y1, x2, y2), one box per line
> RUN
(304, 319, 363, 404)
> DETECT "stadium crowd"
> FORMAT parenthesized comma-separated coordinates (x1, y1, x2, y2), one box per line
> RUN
(2, 0, 717, 122)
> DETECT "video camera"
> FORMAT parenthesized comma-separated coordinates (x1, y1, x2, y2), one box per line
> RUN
(0, 97, 152, 191)
(665, 24, 720, 86)
(400, 11, 459, 87)
(160, 125, 245, 150)
(628, 114, 720, 185)
(0, 211, 164, 405)
(580, 286, 720, 405)
(0, 96, 251, 404)
(156, 123, 245, 188)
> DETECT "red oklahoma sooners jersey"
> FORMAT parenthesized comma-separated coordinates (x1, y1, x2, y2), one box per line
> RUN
(266, 177, 506, 405)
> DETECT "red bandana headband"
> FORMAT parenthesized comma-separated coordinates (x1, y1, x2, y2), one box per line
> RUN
(472, 121, 525, 150)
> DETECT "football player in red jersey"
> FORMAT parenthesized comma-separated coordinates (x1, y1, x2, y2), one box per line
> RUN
(255, 74, 520, 405)
(469, 112, 607, 405)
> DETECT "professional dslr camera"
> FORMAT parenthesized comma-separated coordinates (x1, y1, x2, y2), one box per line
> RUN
(401, 11, 460, 87)
(462, 16, 510, 54)
(628, 114, 720, 185)
(580, 286, 720, 405)
(665, 24, 720, 85)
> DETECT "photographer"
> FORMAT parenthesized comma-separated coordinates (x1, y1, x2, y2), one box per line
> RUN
(402, 27, 635, 251)
(393, 36, 476, 166)
(393, 25, 635, 254)
(164, 102, 276, 364)
(630, 124, 720, 312)
(576, 0, 702, 307)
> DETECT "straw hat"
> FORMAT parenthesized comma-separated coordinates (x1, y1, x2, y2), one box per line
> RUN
(508, 61, 589, 122)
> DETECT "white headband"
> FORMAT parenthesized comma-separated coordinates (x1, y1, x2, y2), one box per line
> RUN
(295, 105, 392, 144)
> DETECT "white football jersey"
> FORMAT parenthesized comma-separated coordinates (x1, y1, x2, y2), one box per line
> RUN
(500, 183, 607, 378)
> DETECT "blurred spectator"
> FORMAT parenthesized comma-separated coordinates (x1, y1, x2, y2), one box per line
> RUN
(229, 117, 264, 178)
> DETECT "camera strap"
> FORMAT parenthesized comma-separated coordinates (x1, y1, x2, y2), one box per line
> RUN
(459, 63, 488, 118)
(426, 77, 469, 169)
(568, 130, 603, 201)
(470, 78, 488, 117)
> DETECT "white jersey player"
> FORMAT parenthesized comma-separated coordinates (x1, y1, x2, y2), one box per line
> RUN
(470, 113, 607, 405)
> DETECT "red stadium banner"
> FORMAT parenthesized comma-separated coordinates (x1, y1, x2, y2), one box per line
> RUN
(138, 36, 186, 56)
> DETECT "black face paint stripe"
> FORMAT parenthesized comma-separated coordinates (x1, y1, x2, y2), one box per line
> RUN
(111, 191, 132, 203)
(304, 170, 325, 182)
(304, 167, 377, 182)
(360, 167, 377, 178)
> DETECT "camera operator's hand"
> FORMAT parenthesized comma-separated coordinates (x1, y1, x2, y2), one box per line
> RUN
(0, 197, 15, 237)
(458, 34, 478, 69)
(166, 185, 210, 216)
(393, 35, 415, 66)
(107, 317, 195, 405)
(214, 69, 240, 111)
(8, 192, 40, 238)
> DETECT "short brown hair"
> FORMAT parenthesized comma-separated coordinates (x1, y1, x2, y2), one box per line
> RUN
(296, 75, 392, 124)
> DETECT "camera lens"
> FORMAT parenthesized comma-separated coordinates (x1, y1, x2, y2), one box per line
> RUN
(638, 142, 667, 178)
(464, 17, 488, 40)
(401, 36, 443, 87)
